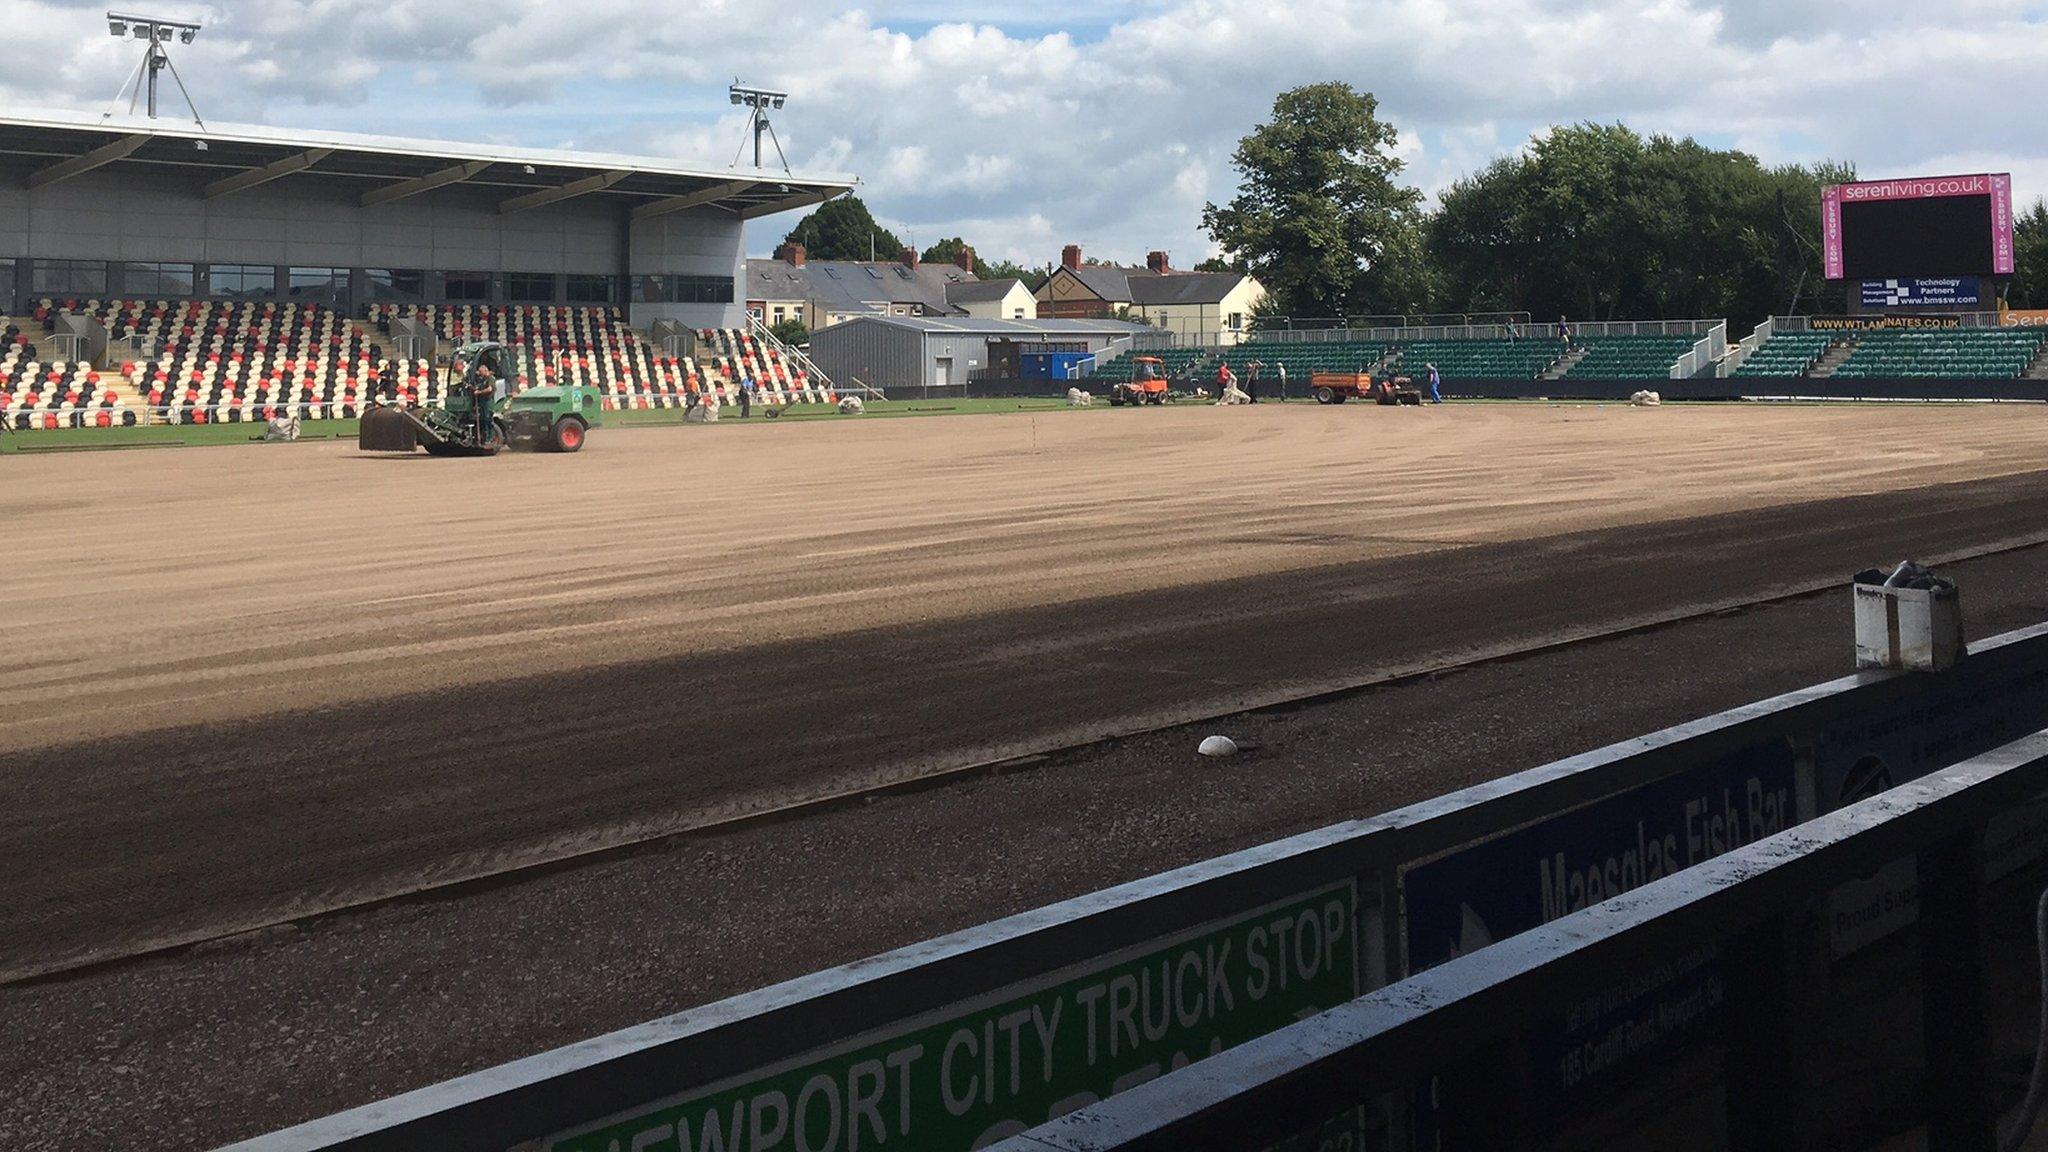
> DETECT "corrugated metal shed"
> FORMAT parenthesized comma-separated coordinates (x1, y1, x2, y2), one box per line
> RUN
(809, 316, 1151, 392)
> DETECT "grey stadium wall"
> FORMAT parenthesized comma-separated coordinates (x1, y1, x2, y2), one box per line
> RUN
(0, 141, 804, 331)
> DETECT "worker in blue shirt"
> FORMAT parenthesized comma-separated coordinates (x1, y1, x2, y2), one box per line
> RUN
(1427, 363, 1443, 404)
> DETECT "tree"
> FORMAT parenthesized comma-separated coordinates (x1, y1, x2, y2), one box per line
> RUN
(981, 259, 1052, 291)
(2009, 201, 2048, 310)
(769, 317, 810, 346)
(1202, 83, 1423, 320)
(782, 196, 904, 262)
(1422, 124, 1851, 330)
(920, 236, 974, 269)
(1193, 255, 1240, 273)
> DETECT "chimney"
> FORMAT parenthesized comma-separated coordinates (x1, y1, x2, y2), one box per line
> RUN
(954, 245, 976, 274)
(1062, 244, 1082, 271)
(900, 245, 919, 269)
(1147, 250, 1171, 274)
(777, 243, 806, 268)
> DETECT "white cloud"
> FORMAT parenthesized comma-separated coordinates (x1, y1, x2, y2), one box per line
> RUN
(1, 0, 2045, 265)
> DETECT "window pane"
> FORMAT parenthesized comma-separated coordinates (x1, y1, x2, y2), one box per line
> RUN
(505, 272, 555, 302)
(129, 262, 197, 296)
(568, 274, 617, 304)
(365, 268, 425, 302)
(444, 271, 491, 302)
(31, 259, 108, 296)
(208, 264, 276, 299)
(288, 267, 348, 299)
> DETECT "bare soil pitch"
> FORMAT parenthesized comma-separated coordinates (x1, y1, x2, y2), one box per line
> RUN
(5, 402, 2048, 979)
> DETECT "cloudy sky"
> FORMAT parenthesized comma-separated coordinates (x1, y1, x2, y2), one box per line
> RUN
(3, 0, 2045, 266)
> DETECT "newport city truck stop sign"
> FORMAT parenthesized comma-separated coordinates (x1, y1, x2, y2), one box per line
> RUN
(543, 884, 1357, 1152)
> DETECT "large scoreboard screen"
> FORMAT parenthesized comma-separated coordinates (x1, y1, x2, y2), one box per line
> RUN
(1823, 173, 2014, 281)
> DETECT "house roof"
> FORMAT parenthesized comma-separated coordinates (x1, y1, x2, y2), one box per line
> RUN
(1063, 266, 1138, 300)
(823, 316, 1153, 338)
(1127, 272, 1248, 306)
(1046, 264, 1244, 305)
(0, 107, 854, 219)
(945, 278, 1024, 305)
(745, 259, 975, 314)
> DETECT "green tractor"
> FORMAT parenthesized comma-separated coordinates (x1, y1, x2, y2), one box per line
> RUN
(359, 341, 600, 455)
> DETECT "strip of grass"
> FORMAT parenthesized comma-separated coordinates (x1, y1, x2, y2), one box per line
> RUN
(1, 420, 360, 453)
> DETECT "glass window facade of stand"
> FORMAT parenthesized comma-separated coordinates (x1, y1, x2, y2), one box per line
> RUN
(443, 271, 492, 302)
(505, 272, 557, 302)
(30, 259, 108, 296)
(365, 268, 426, 303)
(567, 274, 617, 304)
(288, 266, 349, 303)
(207, 264, 277, 299)
(630, 275, 736, 305)
(127, 262, 197, 296)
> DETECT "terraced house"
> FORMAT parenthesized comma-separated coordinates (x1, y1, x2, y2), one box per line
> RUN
(745, 243, 1033, 330)
(1034, 245, 1266, 346)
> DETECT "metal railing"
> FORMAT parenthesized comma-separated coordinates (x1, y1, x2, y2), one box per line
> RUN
(993, 728, 2048, 1152)
(218, 617, 2048, 1152)
(745, 311, 874, 399)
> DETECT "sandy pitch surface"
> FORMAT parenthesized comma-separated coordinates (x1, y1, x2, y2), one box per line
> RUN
(5, 401, 2047, 753)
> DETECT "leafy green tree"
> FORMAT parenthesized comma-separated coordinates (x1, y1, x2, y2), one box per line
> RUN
(782, 196, 904, 262)
(2009, 201, 2048, 310)
(1424, 124, 1851, 330)
(1193, 255, 1240, 273)
(769, 317, 810, 346)
(1202, 83, 1422, 319)
(981, 259, 1052, 291)
(920, 236, 974, 269)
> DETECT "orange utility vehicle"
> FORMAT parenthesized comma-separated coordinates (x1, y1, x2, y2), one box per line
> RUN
(1309, 371, 1374, 404)
(1109, 356, 1171, 406)
(1310, 371, 1422, 405)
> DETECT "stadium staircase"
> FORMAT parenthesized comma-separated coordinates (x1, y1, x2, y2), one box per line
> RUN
(1214, 340, 1385, 377)
(1389, 339, 1566, 379)
(2026, 340, 2048, 379)
(1542, 346, 1589, 380)
(1561, 336, 1697, 379)
(1828, 328, 2048, 380)
(1808, 339, 1858, 379)
(2, 317, 138, 429)
(1730, 332, 1835, 379)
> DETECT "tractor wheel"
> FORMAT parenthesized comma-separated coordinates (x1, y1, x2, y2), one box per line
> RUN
(1314, 387, 1336, 405)
(552, 416, 587, 453)
(1333, 394, 1349, 404)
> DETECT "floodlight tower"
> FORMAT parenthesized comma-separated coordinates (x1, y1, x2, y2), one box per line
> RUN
(105, 11, 206, 125)
(728, 81, 791, 173)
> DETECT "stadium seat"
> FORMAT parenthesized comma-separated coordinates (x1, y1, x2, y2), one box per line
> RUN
(1731, 333, 1836, 378)
(1828, 329, 2048, 380)
(1562, 336, 1695, 379)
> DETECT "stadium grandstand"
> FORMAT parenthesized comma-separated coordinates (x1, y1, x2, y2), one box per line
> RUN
(0, 108, 854, 426)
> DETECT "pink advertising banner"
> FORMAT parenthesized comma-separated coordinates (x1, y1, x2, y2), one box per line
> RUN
(1820, 172, 2015, 280)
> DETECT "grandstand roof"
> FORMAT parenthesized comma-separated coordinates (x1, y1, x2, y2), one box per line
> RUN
(0, 107, 855, 219)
